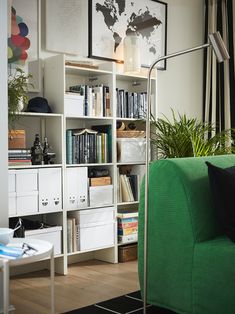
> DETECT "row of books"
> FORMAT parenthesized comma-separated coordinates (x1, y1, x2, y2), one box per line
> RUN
(69, 84, 111, 117)
(117, 211, 138, 244)
(8, 149, 32, 166)
(67, 217, 79, 253)
(117, 173, 140, 203)
(66, 126, 112, 164)
(116, 89, 147, 119)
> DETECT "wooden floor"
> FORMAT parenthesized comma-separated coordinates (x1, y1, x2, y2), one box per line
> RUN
(10, 260, 139, 314)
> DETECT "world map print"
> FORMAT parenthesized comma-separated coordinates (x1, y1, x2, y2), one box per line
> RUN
(91, 0, 166, 67)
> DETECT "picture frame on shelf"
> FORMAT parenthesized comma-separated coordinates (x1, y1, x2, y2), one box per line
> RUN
(88, 0, 167, 69)
(8, 0, 41, 92)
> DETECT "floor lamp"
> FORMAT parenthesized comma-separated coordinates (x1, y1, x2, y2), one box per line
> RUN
(143, 31, 230, 313)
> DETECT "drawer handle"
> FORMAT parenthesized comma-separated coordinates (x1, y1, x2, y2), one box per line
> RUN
(42, 201, 48, 206)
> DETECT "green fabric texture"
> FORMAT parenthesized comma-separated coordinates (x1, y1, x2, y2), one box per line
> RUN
(138, 155, 235, 314)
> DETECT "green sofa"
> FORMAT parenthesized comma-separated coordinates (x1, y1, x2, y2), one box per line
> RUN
(138, 155, 235, 314)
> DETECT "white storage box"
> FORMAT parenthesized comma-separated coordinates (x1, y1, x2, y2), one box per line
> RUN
(16, 169, 38, 193)
(64, 94, 84, 117)
(79, 222, 114, 251)
(38, 168, 62, 212)
(16, 191, 38, 215)
(89, 185, 113, 207)
(24, 226, 62, 255)
(77, 207, 115, 226)
(65, 167, 88, 209)
(8, 170, 16, 192)
(9, 192, 16, 216)
(117, 138, 146, 163)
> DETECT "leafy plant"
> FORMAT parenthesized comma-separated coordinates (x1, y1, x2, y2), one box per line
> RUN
(8, 67, 33, 127)
(150, 109, 235, 158)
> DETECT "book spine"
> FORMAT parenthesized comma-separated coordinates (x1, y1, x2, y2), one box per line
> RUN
(118, 221, 138, 228)
(66, 129, 73, 164)
(118, 226, 138, 235)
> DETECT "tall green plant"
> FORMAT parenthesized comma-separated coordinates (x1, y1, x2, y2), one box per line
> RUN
(150, 110, 235, 158)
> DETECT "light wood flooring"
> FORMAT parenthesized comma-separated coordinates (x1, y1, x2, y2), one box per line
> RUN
(10, 260, 139, 314)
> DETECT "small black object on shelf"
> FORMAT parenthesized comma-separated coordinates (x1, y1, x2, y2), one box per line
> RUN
(43, 137, 56, 164)
(31, 133, 43, 165)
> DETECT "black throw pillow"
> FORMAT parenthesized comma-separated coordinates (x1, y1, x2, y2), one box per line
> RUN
(206, 161, 235, 242)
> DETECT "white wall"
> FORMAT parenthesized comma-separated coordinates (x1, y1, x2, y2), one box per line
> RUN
(157, 0, 204, 120)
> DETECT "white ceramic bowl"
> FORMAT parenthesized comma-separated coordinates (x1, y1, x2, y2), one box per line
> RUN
(0, 228, 14, 245)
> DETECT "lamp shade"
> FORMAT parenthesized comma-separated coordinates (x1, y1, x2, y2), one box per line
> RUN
(123, 33, 141, 73)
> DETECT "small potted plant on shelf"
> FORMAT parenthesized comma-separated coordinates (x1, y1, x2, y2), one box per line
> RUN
(8, 67, 33, 127)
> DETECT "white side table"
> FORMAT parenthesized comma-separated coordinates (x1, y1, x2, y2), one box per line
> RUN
(1, 239, 54, 314)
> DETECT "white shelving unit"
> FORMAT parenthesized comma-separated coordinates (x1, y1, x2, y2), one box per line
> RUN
(8, 54, 156, 274)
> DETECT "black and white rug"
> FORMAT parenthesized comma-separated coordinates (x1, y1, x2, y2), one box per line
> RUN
(64, 290, 176, 313)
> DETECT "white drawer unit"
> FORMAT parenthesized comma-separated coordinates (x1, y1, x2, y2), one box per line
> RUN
(38, 168, 62, 212)
(64, 94, 84, 117)
(65, 167, 88, 209)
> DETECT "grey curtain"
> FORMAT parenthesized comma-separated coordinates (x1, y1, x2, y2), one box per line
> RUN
(203, 0, 235, 132)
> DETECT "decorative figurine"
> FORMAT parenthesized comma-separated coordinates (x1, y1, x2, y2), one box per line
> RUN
(31, 133, 43, 165)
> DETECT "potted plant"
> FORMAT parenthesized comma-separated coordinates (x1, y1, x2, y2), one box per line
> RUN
(8, 67, 33, 127)
(150, 109, 235, 158)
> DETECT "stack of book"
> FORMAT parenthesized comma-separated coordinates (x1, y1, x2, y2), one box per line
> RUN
(66, 125, 112, 164)
(68, 84, 111, 117)
(118, 173, 139, 203)
(117, 211, 138, 244)
(116, 88, 147, 119)
(8, 149, 32, 166)
(67, 217, 79, 253)
(0, 244, 24, 259)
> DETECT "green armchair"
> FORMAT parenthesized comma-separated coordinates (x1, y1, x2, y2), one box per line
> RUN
(138, 155, 235, 314)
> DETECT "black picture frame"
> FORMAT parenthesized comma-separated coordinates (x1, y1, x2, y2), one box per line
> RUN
(88, 0, 167, 70)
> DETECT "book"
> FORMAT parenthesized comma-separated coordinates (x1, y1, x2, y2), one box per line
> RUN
(72, 128, 98, 136)
(0, 244, 24, 258)
(118, 226, 138, 235)
(90, 176, 112, 186)
(118, 233, 138, 244)
(67, 218, 73, 253)
(118, 221, 138, 228)
(92, 125, 112, 163)
(117, 211, 138, 219)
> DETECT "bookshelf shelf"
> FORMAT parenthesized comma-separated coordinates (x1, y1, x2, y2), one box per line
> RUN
(7, 53, 156, 274)
(66, 163, 114, 168)
(67, 244, 116, 256)
(118, 241, 138, 246)
(117, 201, 139, 206)
(66, 204, 115, 212)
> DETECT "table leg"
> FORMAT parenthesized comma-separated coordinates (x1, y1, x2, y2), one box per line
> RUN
(50, 249, 55, 314)
(3, 259, 9, 314)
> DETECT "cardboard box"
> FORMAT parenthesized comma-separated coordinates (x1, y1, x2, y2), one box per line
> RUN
(117, 138, 146, 163)
(25, 226, 62, 255)
(118, 244, 137, 262)
(8, 130, 26, 149)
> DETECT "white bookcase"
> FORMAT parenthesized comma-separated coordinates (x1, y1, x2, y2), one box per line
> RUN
(8, 54, 156, 274)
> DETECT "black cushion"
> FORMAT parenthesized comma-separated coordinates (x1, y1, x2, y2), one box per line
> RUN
(206, 161, 235, 242)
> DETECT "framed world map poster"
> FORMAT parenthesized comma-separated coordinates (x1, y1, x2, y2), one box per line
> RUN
(89, 0, 167, 69)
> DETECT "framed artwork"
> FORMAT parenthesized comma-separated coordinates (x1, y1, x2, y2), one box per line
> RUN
(89, 0, 167, 69)
(45, 0, 86, 55)
(8, 0, 41, 91)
